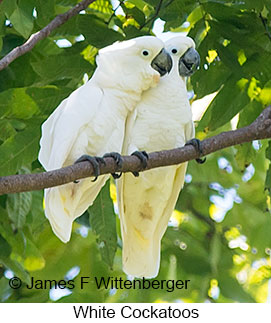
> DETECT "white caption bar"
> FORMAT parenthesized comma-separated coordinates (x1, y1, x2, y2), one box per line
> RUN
(1, 303, 270, 322)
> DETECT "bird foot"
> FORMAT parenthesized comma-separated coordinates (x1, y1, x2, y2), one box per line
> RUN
(103, 152, 123, 179)
(185, 139, 206, 164)
(131, 150, 149, 177)
(74, 154, 106, 182)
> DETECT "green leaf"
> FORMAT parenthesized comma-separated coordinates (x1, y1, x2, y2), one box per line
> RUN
(34, 38, 63, 57)
(51, 15, 80, 37)
(250, 215, 271, 251)
(198, 78, 250, 131)
(128, 0, 146, 11)
(0, 119, 41, 176)
(77, 14, 124, 48)
(235, 143, 257, 170)
(31, 54, 93, 84)
(9, 0, 35, 39)
(259, 80, 271, 106)
(203, 2, 241, 22)
(55, 0, 78, 7)
(1, 0, 17, 17)
(237, 100, 263, 128)
(122, 4, 146, 25)
(192, 61, 231, 100)
(0, 234, 12, 259)
(0, 88, 39, 120)
(265, 164, 271, 192)
(0, 277, 12, 302)
(142, 0, 157, 6)
(0, 120, 16, 142)
(89, 0, 113, 16)
(218, 275, 256, 302)
(35, 0, 55, 27)
(215, 42, 243, 74)
(0, 206, 26, 255)
(209, 232, 221, 274)
(0, 257, 31, 285)
(123, 25, 149, 39)
(162, 0, 196, 30)
(27, 191, 47, 233)
(76, 210, 91, 228)
(88, 181, 117, 269)
(26, 86, 72, 115)
(245, 0, 265, 11)
(6, 192, 32, 229)
(0, 50, 38, 91)
(266, 141, 271, 161)
(23, 237, 45, 271)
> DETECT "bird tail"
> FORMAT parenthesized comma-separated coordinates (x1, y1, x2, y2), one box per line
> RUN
(44, 187, 73, 243)
(117, 164, 188, 278)
(116, 171, 163, 279)
(121, 221, 161, 278)
(44, 176, 108, 243)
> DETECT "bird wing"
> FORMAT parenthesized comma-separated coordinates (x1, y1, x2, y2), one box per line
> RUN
(39, 81, 103, 171)
(38, 81, 106, 242)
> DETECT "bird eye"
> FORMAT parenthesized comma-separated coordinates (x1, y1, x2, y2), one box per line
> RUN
(142, 50, 150, 57)
(171, 48, 178, 54)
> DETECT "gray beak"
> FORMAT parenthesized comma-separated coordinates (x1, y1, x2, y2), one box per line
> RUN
(151, 48, 173, 76)
(179, 47, 200, 77)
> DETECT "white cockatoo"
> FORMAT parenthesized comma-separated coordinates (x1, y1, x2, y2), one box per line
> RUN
(38, 36, 172, 243)
(116, 36, 200, 278)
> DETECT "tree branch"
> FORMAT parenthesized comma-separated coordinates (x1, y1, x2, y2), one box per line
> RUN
(0, 107, 271, 195)
(0, 0, 96, 71)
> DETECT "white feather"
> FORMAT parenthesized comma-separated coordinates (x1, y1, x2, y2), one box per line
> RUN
(38, 36, 165, 242)
(117, 36, 196, 278)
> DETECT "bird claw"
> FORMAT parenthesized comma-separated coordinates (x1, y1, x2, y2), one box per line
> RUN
(112, 172, 122, 179)
(74, 154, 106, 182)
(131, 150, 149, 177)
(103, 152, 123, 179)
(185, 139, 206, 164)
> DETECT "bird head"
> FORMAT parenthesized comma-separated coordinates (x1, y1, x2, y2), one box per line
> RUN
(96, 36, 172, 92)
(165, 36, 200, 78)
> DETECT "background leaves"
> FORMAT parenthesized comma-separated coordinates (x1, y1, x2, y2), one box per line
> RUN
(0, 0, 271, 303)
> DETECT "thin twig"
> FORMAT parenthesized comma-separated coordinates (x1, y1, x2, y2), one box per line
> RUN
(140, 0, 163, 30)
(0, 0, 96, 71)
(0, 107, 271, 195)
(259, 13, 271, 41)
(107, 0, 125, 25)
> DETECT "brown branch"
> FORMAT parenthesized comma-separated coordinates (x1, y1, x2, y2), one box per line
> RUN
(0, 0, 96, 71)
(0, 107, 271, 195)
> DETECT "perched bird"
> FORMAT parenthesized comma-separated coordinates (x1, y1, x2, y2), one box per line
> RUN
(38, 36, 172, 243)
(116, 36, 200, 278)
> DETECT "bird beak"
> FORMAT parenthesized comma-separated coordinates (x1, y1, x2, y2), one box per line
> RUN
(179, 48, 200, 77)
(151, 48, 173, 76)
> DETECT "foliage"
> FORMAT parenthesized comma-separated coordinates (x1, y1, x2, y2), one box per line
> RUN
(0, 0, 271, 303)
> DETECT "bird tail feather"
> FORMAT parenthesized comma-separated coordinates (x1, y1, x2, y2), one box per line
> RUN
(117, 164, 187, 278)
(44, 176, 108, 242)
